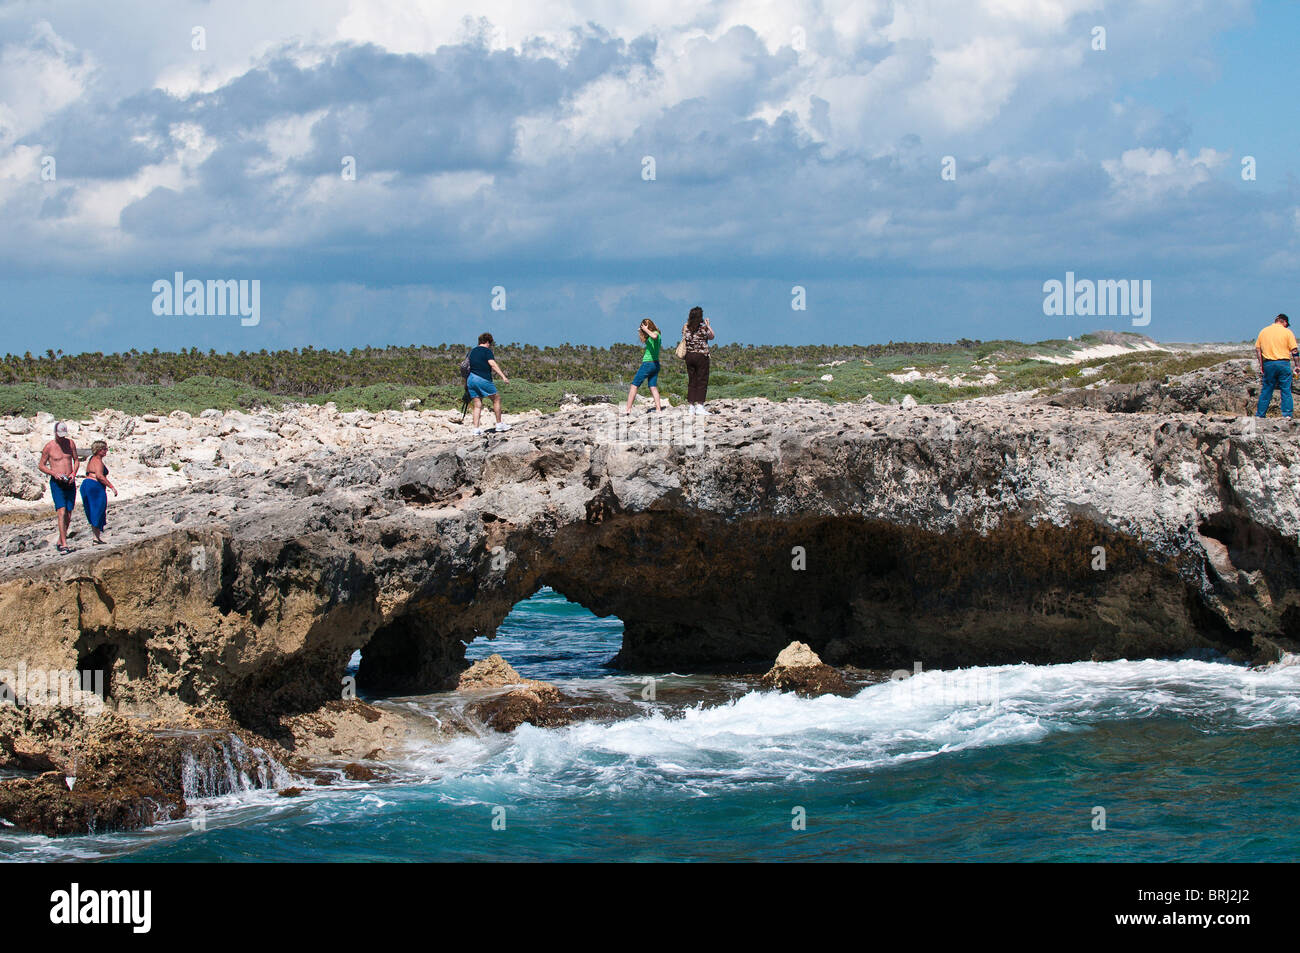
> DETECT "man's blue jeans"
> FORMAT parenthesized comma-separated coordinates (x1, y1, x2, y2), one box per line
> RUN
(1257, 359, 1294, 417)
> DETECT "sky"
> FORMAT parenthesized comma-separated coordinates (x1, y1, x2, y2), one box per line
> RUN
(1, 0, 1296, 355)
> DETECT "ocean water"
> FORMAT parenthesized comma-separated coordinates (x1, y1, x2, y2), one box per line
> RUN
(3, 587, 1299, 863)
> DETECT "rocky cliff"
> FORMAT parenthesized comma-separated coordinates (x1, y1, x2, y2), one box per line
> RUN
(3, 379, 1298, 714)
(2, 369, 1300, 831)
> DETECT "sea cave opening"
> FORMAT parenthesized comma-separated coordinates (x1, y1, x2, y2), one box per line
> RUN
(462, 586, 626, 681)
(350, 586, 626, 697)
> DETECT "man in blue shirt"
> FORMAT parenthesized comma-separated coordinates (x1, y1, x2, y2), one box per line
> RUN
(466, 332, 511, 434)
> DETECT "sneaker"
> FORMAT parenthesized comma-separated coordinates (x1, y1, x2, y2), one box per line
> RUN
(473, 427, 484, 435)
(687, 404, 697, 415)
(695, 406, 712, 416)
(494, 422, 511, 432)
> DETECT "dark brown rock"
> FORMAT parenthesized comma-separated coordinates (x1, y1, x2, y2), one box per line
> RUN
(341, 762, 378, 781)
(466, 682, 573, 732)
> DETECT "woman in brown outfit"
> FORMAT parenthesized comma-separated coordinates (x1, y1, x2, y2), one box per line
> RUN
(682, 306, 715, 415)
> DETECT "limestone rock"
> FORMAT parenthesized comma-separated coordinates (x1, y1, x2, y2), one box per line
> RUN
(773, 641, 822, 668)
(1, 358, 1300, 732)
(138, 444, 166, 467)
(0, 450, 43, 500)
(457, 654, 523, 689)
(102, 414, 135, 440)
(760, 642, 848, 696)
(1038, 359, 1270, 415)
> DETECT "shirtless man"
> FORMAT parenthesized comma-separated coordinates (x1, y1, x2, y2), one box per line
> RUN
(38, 422, 80, 553)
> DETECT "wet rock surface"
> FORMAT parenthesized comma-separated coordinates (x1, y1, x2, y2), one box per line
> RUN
(0, 707, 291, 836)
(465, 682, 575, 732)
(457, 654, 582, 731)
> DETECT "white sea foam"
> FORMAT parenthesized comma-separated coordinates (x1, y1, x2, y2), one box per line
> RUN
(429, 658, 1300, 798)
(5, 657, 1295, 859)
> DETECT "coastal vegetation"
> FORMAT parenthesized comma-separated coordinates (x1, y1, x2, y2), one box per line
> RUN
(0, 333, 1243, 418)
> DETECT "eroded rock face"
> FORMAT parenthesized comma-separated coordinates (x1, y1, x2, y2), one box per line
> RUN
(0, 707, 290, 835)
(275, 700, 409, 761)
(1, 368, 1299, 735)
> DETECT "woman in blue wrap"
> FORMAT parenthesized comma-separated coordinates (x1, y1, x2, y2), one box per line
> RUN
(80, 441, 117, 544)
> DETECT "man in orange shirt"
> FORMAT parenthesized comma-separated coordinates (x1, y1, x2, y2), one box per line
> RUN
(1255, 314, 1299, 418)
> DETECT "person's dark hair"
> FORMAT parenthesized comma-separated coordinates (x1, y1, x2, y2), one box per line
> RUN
(478, 332, 495, 345)
(687, 306, 704, 333)
(1277, 314, 1290, 326)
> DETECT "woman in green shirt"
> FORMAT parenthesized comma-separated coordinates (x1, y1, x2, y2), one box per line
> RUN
(624, 318, 663, 412)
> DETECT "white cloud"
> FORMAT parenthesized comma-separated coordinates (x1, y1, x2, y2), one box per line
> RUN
(1102, 146, 1229, 196)
(0, 0, 1272, 288)
(0, 20, 92, 148)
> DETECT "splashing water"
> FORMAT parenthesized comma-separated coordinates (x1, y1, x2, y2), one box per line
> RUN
(180, 732, 293, 800)
(4, 592, 1299, 862)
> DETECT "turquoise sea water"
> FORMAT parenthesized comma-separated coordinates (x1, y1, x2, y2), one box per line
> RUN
(3, 588, 1298, 862)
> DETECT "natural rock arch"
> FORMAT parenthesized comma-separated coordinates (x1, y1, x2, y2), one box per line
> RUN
(1, 396, 1298, 732)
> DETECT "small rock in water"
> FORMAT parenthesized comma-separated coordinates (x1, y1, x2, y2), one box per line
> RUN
(773, 641, 821, 668)
(467, 683, 572, 732)
(457, 654, 523, 689)
(760, 641, 848, 696)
